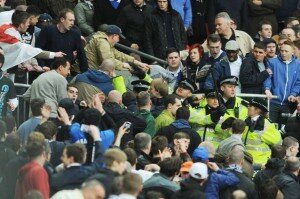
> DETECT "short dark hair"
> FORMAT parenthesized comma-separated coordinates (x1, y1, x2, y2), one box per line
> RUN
(285, 17, 299, 27)
(5, 133, 20, 152)
(134, 132, 151, 151)
(82, 108, 101, 126)
(158, 156, 182, 177)
(30, 98, 45, 116)
(26, 5, 41, 16)
(35, 121, 57, 140)
(271, 144, 286, 159)
(232, 119, 246, 134)
(122, 91, 136, 107)
(151, 136, 168, 155)
(123, 148, 137, 166)
(175, 106, 190, 120)
(12, 10, 29, 27)
(207, 34, 221, 45)
(137, 91, 151, 107)
(52, 57, 69, 70)
(258, 20, 272, 31)
(58, 8, 74, 20)
(259, 179, 279, 199)
(166, 47, 180, 58)
(254, 42, 266, 50)
(285, 156, 300, 172)
(283, 136, 299, 148)
(65, 143, 87, 163)
(26, 141, 46, 159)
(164, 94, 180, 109)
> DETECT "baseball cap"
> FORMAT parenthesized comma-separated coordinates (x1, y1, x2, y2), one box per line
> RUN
(105, 25, 125, 39)
(189, 162, 208, 180)
(180, 161, 193, 173)
(192, 147, 209, 162)
(225, 40, 239, 51)
(58, 98, 77, 117)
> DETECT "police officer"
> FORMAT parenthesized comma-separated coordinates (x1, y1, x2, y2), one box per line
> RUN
(189, 89, 227, 148)
(243, 98, 282, 166)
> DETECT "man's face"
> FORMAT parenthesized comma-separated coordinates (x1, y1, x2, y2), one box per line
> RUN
(280, 44, 294, 61)
(290, 143, 299, 157)
(169, 98, 182, 116)
(19, 19, 30, 33)
(226, 50, 239, 62)
(61, 149, 73, 166)
(157, 0, 168, 12)
(247, 105, 259, 117)
(208, 41, 222, 58)
(29, 15, 40, 26)
(266, 43, 277, 58)
(67, 86, 78, 102)
(282, 28, 296, 41)
(61, 12, 75, 31)
(134, 0, 144, 7)
(59, 61, 71, 77)
(175, 138, 190, 151)
(149, 83, 159, 98)
(167, 52, 181, 69)
(215, 17, 230, 35)
(252, 47, 266, 62)
(221, 84, 236, 99)
(0, 0, 6, 7)
(287, 20, 300, 28)
(259, 24, 272, 39)
(176, 87, 192, 99)
(207, 97, 219, 109)
(189, 48, 201, 63)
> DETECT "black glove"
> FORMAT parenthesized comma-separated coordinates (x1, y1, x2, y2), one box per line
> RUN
(130, 64, 146, 79)
(221, 117, 236, 130)
(185, 95, 200, 108)
(210, 103, 227, 123)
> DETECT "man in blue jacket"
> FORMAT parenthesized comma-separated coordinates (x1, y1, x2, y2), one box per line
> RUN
(264, 40, 300, 124)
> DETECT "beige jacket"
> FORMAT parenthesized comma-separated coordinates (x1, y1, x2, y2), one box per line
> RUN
(84, 31, 135, 70)
(202, 30, 255, 57)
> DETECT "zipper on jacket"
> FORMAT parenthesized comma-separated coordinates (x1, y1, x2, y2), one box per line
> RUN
(281, 63, 289, 105)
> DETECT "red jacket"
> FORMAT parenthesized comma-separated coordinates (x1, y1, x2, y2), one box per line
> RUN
(15, 161, 49, 199)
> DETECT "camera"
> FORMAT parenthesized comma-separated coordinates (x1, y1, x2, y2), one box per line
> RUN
(124, 121, 132, 130)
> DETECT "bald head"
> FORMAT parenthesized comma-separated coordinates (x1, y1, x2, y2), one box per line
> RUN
(228, 148, 244, 165)
(108, 90, 122, 104)
(99, 59, 115, 72)
(82, 180, 106, 199)
(285, 156, 300, 172)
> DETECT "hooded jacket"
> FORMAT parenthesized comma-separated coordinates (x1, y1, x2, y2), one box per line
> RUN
(75, 69, 114, 96)
(156, 119, 201, 155)
(263, 55, 300, 105)
(15, 162, 50, 199)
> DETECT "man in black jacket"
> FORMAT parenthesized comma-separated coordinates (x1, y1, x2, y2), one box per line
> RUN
(144, 0, 187, 59)
(239, 42, 272, 94)
(104, 90, 146, 148)
(274, 156, 300, 199)
(116, 0, 153, 50)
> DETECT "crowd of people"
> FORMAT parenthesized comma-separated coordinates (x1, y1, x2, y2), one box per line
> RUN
(0, 0, 300, 198)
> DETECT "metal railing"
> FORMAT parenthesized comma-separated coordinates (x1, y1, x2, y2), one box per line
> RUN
(236, 93, 278, 112)
(115, 43, 168, 65)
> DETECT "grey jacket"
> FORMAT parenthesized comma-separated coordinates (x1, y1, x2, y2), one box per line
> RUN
(74, 2, 94, 36)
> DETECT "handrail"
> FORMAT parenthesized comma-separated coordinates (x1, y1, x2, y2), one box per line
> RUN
(115, 43, 168, 65)
(236, 93, 278, 99)
(14, 83, 30, 88)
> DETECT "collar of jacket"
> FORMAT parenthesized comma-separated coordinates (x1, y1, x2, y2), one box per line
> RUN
(222, 97, 236, 109)
(133, 1, 146, 10)
(245, 115, 265, 131)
